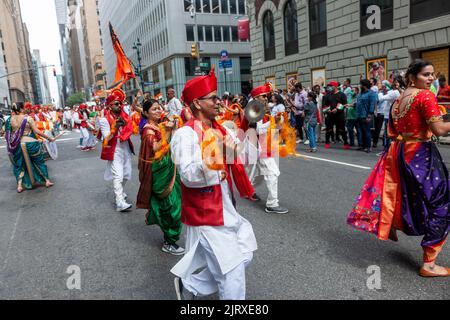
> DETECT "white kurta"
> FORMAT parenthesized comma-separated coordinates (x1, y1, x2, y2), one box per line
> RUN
(170, 126, 257, 278)
(98, 117, 132, 182)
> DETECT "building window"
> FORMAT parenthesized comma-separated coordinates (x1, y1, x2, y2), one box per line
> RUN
(212, 0, 220, 13)
(152, 67, 159, 84)
(185, 57, 196, 77)
(238, 0, 246, 15)
(214, 26, 222, 42)
(186, 25, 195, 41)
(205, 26, 213, 41)
(410, 0, 450, 23)
(284, 0, 298, 56)
(360, 0, 393, 36)
(164, 60, 173, 80)
(203, 0, 211, 13)
(231, 26, 239, 42)
(240, 57, 251, 75)
(263, 11, 276, 61)
(223, 26, 231, 42)
(309, 0, 327, 50)
(197, 25, 204, 41)
(229, 0, 237, 14)
(221, 0, 229, 14)
(195, 0, 202, 13)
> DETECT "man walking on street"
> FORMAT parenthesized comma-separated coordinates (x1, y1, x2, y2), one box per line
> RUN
(166, 88, 183, 117)
(356, 79, 377, 153)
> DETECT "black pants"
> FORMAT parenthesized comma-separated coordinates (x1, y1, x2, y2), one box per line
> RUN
(372, 114, 385, 148)
(295, 114, 304, 140)
(326, 112, 348, 145)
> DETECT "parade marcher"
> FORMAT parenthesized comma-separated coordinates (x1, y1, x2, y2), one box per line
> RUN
(136, 99, 184, 255)
(348, 59, 450, 277)
(293, 83, 307, 144)
(249, 83, 289, 214)
(355, 79, 377, 153)
(170, 69, 257, 300)
(5, 102, 55, 193)
(73, 104, 92, 151)
(345, 87, 360, 147)
(322, 81, 349, 149)
(99, 89, 135, 212)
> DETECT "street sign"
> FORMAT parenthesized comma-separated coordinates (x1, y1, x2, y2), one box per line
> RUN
(199, 62, 209, 68)
(219, 60, 232, 70)
(220, 50, 229, 61)
(144, 82, 154, 86)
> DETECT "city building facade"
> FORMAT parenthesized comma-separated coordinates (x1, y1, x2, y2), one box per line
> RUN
(0, 0, 34, 103)
(55, 0, 75, 105)
(249, 0, 450, 90)
(99, 0, 251, 99)
(32, 50, 52, 105)
(0, 34, 9, 108)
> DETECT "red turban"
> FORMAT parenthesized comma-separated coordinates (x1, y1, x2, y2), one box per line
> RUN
(328, 81, 339, 88)
(181, 68, 217, 106)
(24, 102, 32, 111)
(79, 104, 87, 110)
(251, 83, 273, 98)
(106, 88, 126, 106)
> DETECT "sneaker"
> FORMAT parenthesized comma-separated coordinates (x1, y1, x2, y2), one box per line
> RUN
(304, 140, 310, 145)
(162, 242, 185, 256)
(174, 277, 195, 300)
(365, 148, 372, 154)
(265, 206, 289, 214)
(76, 145, 82, 149)
(123, 193, 128, 200)
(376, 151, 384, 156)
(81, 147, 90, 152)
(247, 193, 261, 202)
(116, 201, 132, 212)
(296, 139, 303, 144)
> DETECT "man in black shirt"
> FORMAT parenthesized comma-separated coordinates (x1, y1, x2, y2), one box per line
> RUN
(322, 81, 349, 149)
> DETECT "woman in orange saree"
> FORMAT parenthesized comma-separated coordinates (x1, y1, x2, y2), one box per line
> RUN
(348, 60, 450, 277)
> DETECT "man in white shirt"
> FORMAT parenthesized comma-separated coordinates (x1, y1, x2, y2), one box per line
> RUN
(166, 88, 183, 117)
(170, 69, 257, 300)
(377, 80, 400, 151)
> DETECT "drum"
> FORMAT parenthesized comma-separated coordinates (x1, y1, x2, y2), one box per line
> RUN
(43, 130, 58, 160)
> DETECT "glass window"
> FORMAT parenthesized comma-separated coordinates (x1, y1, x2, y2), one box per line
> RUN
(186, 25, 195, 41)
(195, 0, 202, 12)
(214, 26, 222, 42)
(205, 26, 213, 41)
(410, 0, 450, 23)
(152, 67, 159, 84)
(164, 60, 173, 80)
(309, 0, 327, 50)
(223, 26, 231, 42)
(284, 0, 298, 56)
(212, 0, 220, 13)
(197, 25, 204, 41)
(263, 11, 276, 61)
(229, 0, 237, 14)
(221, 0, 228, 14)
(185, 57, 196, 77)
(361, 0, 393, 36)
(238, 0, 246, 15)
(240, 57, 251, 75)
(231, 26, 239, 41)
(203, 0, 211, 13)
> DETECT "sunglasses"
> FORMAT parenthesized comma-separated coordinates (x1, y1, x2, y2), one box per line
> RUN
(113, 102, 121, 106)
(198, 95, 219, 102)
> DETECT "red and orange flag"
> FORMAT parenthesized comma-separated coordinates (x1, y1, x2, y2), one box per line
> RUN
(109, 22, 136, 89)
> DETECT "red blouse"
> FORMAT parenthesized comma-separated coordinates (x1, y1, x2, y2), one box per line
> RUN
(391, 90, 442, 140)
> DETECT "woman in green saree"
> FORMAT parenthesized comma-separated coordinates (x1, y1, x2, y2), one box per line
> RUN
(5, 102, 55, 193)
(136, 99, 184, 256)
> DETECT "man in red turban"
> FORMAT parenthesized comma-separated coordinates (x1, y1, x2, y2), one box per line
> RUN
(98, 89, 134, 212)
(246, 83, 289, 215)
(171, 69, 257, 300)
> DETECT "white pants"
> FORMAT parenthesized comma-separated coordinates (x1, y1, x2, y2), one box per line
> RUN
(252, 174, 279, 208)
(105, 143, 132, 206)
(248, 157, 280, 208)
(80, 127, 89, 147)
(182, 237, 253, 300)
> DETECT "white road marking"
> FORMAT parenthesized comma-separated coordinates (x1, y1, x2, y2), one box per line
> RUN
(294, 153, 372, 170)
(2, 196, 25, 272)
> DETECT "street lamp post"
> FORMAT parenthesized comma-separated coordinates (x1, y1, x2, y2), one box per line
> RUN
(190, 0, 201, 69)
(133, 38, 145, 92)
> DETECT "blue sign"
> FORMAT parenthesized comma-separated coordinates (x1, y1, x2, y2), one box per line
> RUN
(219, 60, 233, 70)
(220, 50, 229, 61)
(144, 82, 154, 86)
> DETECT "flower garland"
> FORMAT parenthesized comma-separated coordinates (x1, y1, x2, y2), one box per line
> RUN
(153, 115, 184, 161)
(201, 127, 225, 171)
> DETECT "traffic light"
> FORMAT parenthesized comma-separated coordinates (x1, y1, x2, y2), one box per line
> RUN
(53, 68, 57, 77)
(191, 43, 199, 60)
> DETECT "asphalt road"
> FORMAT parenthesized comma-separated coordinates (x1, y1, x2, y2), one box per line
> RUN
(0, 131, 448, 300)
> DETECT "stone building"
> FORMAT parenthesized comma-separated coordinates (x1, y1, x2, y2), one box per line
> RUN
(99, 0, 251, 99)
(249, 0, 450, 90)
